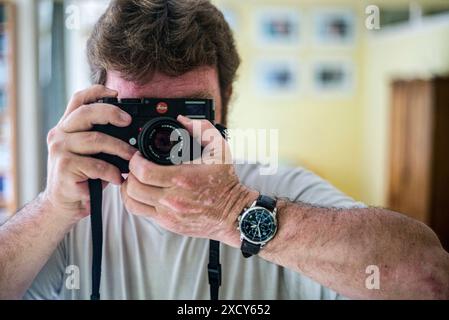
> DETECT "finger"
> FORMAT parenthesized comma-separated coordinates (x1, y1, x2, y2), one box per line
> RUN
(65, 154, 123, 185)
(64, 131, 137, 160)
(120, 184, 158, 218)
(61, 103, 131, 133)
(123, 173, 165, 206)
(129, 152, 177, 187)
(177, 116, 223, 147)
(177, 115, 230, 163)
(64, 85, 118, 117)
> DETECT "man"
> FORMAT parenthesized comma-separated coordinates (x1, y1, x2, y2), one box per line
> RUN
(0, 0, 448, 300)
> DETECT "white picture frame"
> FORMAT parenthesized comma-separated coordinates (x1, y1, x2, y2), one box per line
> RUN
(255, 8, 301, 47)
(313, 8, 356, 46)
(312, 60, 354, 96)
(254, 58, 300, 96)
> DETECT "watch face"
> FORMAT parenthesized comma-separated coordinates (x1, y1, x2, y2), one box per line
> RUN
(240, 207, 277, 244)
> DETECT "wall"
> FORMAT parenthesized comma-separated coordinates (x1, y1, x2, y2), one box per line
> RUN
(362, 14, 449, 205)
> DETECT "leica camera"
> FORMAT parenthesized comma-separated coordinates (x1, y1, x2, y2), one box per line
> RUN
(92, 97, 220, 172)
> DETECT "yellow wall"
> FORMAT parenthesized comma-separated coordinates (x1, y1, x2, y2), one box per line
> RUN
(214, 0, 449, 205)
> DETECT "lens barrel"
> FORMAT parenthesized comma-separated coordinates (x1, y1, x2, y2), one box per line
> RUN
(137, 117, 192, 165)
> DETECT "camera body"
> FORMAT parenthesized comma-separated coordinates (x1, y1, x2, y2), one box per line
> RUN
(92, 97, 216, 173)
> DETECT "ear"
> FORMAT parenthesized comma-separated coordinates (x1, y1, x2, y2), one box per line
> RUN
(224, 85, 233, 103)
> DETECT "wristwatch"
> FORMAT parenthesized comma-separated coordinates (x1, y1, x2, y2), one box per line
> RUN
(237, 195, 278, 258)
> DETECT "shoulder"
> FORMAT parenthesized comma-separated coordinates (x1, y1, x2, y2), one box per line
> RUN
(235, 162, 366, 209)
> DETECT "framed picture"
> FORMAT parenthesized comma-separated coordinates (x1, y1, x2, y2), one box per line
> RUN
(313, 61, 354, 95)
(313, 9, 355, 45)
(254, 58, 300, 96)
(255, 8, 301, 46)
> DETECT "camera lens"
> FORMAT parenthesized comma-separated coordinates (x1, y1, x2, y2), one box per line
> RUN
(138, 117, 191, 165)
(151, 128, 176, 154)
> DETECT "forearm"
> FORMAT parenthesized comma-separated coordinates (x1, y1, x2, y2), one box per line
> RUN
(0, 193, 76, 299)
(258, 202, 449, 299)
(222, 193, 449, 299)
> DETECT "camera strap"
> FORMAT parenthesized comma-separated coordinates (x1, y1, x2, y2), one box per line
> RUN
(207, 123, 227, 301)
(208, 240, 221, 300)
(88, 179, 103, 300)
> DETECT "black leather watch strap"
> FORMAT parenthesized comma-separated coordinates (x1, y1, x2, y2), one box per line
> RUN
(256, 195, 276, 211)
(241, 240, 261, 258)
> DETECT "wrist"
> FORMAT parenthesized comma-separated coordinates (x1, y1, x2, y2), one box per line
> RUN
(219, 184, 259, 247)
(40, 190, 87, 226)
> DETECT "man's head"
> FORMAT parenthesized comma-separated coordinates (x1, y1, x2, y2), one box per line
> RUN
(87, 0, 240, 124)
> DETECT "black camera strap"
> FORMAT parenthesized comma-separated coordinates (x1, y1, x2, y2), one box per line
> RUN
(208, 240, 221, 300)
(88, 179, 103, 300)
(207, 123, 226, 301)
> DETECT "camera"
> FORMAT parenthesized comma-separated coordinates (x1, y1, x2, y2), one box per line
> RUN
(92, 97, 220, 172)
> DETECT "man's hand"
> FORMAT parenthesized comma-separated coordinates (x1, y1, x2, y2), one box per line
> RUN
(44, 85, 136, 222)
(121, 116, 257, 244)
(0, 85, 139, 299)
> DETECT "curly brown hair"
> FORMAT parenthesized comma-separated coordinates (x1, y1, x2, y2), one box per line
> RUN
(87, 0, 240, 121)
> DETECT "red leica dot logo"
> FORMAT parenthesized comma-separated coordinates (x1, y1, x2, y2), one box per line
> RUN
(156, 102, 168, 114)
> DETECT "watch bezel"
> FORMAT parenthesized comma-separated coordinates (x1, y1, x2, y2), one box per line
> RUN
(238, 206, 278, 245)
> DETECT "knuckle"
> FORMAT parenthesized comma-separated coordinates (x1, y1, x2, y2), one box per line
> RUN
(119, 143, 133, 156)
(92, 84, 105, 91)
(130, 157, 153, 182)
(94, 161, 107, 173)
(124, 197, 137, 214)
(72, 90, 84, 102)
(48, 135, 66, 155)
(126, 177, 139, 198)
(58, 154, 72, 168)
(49, 139, 63, 155)
(142, 169, 153, 183)
(77, 104, 92, 116)
(173, 175, 194, 189)
(88, 132, 104, 146)
(127, 187, 138, 201)
(134, 162, 150, 182)
(46, 127, 57, 144)
(164, 195, 187, 212)
(112, 107, 124, 118)
(122, 192, 132, 211)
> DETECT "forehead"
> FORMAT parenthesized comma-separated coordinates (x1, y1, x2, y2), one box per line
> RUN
(105, 66, 220, 99)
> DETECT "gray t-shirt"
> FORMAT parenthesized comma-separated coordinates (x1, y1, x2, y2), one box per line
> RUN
(24, 163, 364, 300)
